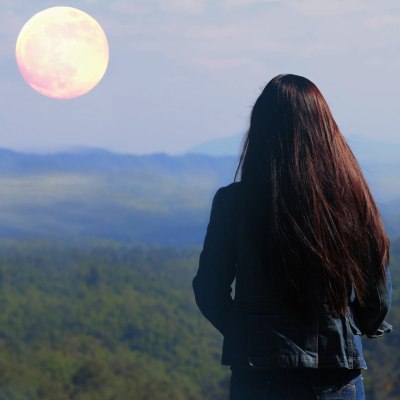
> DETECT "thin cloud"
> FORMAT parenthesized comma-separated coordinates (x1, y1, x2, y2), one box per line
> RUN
(289, 0, 368, 15)
(220, 0, 279, 7)
(195, 56, 252, 70)
(365, 14, 400, 29)
(189, 25, 243, 40)
(160, 0, 205, 14)
(108, 2, 154, 16)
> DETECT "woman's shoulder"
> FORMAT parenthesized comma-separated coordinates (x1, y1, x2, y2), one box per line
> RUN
(215, 181, 242, 198)
(210, 183, 242, 218)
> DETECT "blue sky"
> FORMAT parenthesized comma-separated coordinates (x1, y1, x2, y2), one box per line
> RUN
(1, 0, 400, 154)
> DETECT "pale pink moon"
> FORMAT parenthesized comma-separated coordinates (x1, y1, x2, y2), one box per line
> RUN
(15, 7, 109, 99)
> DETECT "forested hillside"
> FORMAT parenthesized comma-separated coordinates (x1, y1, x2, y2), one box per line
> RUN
(0, 241, 229, 399)
(0, 239, 398, 400)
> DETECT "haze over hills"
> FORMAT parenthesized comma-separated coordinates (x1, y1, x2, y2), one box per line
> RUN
(189, 133, 400, 164)
(189, 133, 400, 217)
(188, 134, 243, 157)
(0, 133, 399, 243)
(188, 133, 400, 199)
(0, 149, 236, 245)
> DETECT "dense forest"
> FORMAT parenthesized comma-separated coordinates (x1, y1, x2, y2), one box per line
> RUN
(0, 238, 398, 400)
(0, 241, 229, 400)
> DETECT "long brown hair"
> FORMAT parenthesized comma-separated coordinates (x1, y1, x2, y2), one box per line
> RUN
(236, 74, 389, 316)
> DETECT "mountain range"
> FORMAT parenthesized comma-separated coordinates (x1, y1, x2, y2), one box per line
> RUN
(0, 133, 399, 244)
(0, 148, 236, 245)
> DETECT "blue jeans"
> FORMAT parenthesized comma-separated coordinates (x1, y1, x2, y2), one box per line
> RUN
(230, 367, 365, 399)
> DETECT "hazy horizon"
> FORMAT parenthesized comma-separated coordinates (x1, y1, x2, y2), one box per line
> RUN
(0, 132, 399, 161)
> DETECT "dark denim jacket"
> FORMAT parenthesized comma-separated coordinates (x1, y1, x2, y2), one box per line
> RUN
(192, 183, 392, 369)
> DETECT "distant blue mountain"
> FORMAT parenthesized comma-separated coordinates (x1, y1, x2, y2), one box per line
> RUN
(188, 133, 400, 163)
(188, 134, 243, 157)
(0, 149, 237, 245)
(346, 134, 400, 165)
(0, 145, 398, 243)
(188, 134, 400, 201)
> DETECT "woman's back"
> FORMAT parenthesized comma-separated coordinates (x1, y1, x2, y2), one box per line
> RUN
(196, 181, 385, 369)
(192, 74, 392, 399)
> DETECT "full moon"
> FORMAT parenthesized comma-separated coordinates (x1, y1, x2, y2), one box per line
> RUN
(15, 7, 109, 99)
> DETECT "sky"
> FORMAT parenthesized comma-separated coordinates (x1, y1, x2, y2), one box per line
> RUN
(1, 0, 400, 154)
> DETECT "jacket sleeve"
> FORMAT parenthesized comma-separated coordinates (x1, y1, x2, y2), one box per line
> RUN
(352, 265, 392, 337)
(192, 187, 236, 336)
